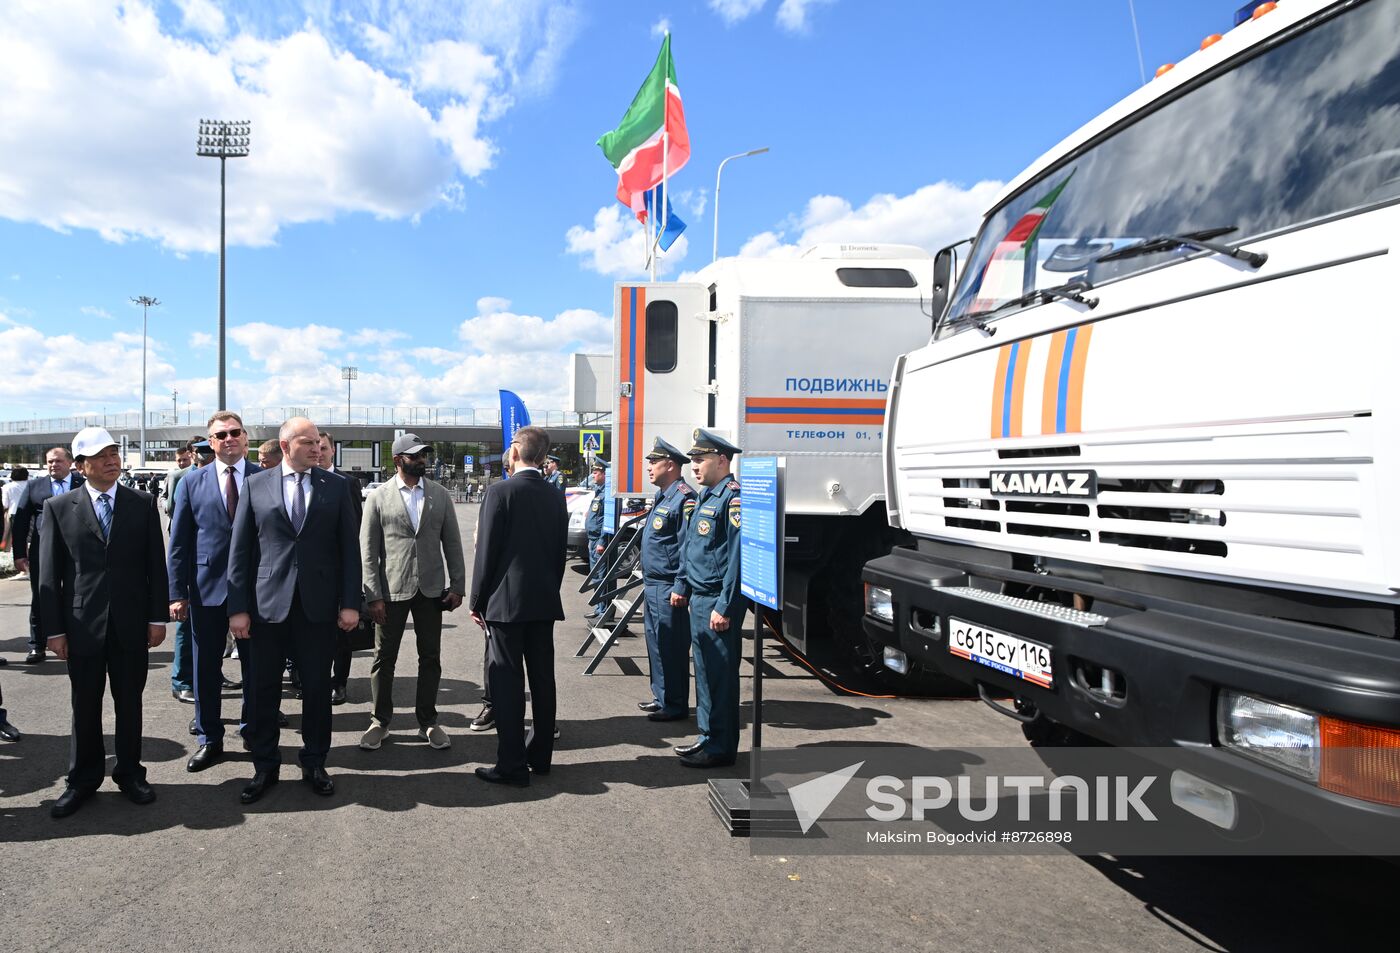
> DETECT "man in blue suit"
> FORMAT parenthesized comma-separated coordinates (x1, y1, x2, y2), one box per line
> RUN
(168, 411, 257, 772)
(227, 417, 361, 804)
(11, 446, 84, 663)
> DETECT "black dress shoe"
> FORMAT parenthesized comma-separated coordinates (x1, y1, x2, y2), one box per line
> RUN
(0, 719, 21, 741)
(188, 717, 199, 736)
(24, 649, 44, 664)
(118, 778, 157, 805)
(330, 686, 347, 706)
(0, 656, 9, 666)
(187, 743, 224, 772)
(277, 710, 289, 728)
(222, 675, 242, 690)
(674, 741, 705, 756)
(172, 688, 196, 704)
(648, 710, 688, 722)
(528, 764, 551, 776)
(637, 700, 662, 713)
(302, 766, 334, 796)
(474, 766, 529, 788)
(51, 786, 94, 818)
(239, 771, 278, 804)
(679, 750, 736, 769)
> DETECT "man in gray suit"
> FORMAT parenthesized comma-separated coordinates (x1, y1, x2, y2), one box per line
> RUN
(227, 417, 361, 804)
(358, 434, 466, 751)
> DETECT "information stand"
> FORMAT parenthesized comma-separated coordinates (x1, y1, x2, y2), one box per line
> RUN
(709, 456, 795, 836)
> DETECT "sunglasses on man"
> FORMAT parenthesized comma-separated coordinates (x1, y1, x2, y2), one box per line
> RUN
(210, 428, 244, 441)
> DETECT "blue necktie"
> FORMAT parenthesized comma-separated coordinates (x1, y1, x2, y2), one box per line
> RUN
(97, 493, 112, 540)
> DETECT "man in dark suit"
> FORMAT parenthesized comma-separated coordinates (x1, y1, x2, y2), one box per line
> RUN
(38, 428, 169, 818)
(227, 417, 361, 804)
(469, 425, 568, 787)
(169, 411, 257, 772)
(12, 446, 84, 663)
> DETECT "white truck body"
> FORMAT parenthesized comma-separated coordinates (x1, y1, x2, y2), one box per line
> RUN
(865, 0, 1400, 849)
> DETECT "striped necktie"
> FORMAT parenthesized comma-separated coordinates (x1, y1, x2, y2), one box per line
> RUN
(97, 493, 112, 540)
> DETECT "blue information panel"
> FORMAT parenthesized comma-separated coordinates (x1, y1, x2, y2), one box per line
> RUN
(463, 455, 474, 469)
(739, 456, 784, 611)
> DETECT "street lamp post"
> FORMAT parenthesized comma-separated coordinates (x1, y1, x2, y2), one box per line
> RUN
(130, 295, 160, 467)
(196, 119, 251, 409)
(342, 366, 358, 425)
(171, 388, 178, 425)
(713, 147, 770, 263)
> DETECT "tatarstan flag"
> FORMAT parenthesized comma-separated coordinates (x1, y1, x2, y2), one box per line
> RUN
(969, 171, 1076, 311)
(596, 34, 690, 215)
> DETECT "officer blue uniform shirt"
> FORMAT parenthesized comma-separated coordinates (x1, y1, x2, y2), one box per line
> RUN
(640, 451, 697, 715)
(679, 427, 746, 760)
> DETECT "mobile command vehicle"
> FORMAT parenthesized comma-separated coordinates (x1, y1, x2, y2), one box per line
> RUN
(863, 0, 1400, 849)
(609, 245, 954, 687)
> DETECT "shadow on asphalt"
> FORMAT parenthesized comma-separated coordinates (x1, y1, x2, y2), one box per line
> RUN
(1081, 853, 1398, 952)
(0, 697, 882, 841)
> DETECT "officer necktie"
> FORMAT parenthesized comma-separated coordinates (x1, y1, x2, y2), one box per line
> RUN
(225, 466, 238, 522)
(97, 493, 112, 540)
(291, 472, 306, 533)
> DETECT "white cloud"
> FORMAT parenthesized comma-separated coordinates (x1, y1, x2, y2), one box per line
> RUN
(228, 321, 344, 374)
(0, 319, 178, 409)
(476, 296, 512, 314)
(775, 0, 836, 33)
(739, 180, 1004, 258)
(80, 306, 114, 320)
(676, 188, 708, 219)
(349, 328, 408, 347)
(174, 0, 226, 38)
(458, 301, 610, 354)
(189, 331, 214, 349)
(710, 0, 767, 25)
(652, 18, 672, 38)
(565, 204, 690, 278)
(0, 0, 580, 253)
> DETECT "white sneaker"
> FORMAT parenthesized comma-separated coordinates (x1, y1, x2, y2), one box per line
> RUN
(420, 724, 451, 749)
(359, 723, 388, 750)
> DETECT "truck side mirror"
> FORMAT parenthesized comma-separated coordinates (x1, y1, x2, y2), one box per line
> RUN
(929, 246, 955, 324)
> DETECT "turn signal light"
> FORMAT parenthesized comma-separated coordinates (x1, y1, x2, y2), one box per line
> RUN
(1319, 717, 1400, 807)
(1201, 34, 1223, 49)
(1252, 2, 1277, 19)
(1155, 63, 1175, 78)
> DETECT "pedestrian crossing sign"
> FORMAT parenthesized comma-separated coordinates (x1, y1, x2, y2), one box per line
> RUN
(580, 429, 605, 454)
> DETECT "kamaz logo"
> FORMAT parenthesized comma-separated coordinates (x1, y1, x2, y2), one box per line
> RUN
(990, 469, 1098, 499)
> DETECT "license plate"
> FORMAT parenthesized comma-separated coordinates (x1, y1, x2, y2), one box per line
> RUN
(948, 618, 1053, 688)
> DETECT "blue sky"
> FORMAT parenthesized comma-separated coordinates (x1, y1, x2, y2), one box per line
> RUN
(0, 0, 1233, 422)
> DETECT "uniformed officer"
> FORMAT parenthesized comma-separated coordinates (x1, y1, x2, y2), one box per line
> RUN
(637, 437, 697, 722)
(544, 454, 565, 494)
(584, 459, 612, 621)
(675, 428, 745, 768)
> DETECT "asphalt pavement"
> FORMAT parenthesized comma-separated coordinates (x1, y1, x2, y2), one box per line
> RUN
(0, 502, 1392, 952)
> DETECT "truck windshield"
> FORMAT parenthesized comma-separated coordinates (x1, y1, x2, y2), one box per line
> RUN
(941, 0, 1400, 336)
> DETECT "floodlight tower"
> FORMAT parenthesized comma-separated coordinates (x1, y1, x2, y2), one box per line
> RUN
(196, 118, 251, 409)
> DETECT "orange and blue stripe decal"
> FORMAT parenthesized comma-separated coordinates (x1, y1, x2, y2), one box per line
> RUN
(1041, 324, 1094, 434)
(988, 339, 1032, 438)
(990, 324, 1095, 439)
(617, 286, 647, 494)
(745, 397, 885, 425)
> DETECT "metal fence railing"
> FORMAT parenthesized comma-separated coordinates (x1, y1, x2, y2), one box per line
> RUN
(0, 407, 587, 435)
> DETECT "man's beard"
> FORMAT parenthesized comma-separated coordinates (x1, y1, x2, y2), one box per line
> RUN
(404, 461, 428, 478)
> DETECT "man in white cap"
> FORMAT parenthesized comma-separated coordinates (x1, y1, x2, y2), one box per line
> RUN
(38, 427, 170, 818)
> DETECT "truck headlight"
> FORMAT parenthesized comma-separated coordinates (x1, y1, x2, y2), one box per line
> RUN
(1217, 691, 1320, 781)
(864, 584, 894, 623)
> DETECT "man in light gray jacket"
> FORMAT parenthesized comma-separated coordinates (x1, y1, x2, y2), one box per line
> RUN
(358, 434, 467, 751)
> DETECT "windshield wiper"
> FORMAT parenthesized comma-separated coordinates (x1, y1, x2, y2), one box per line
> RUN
(1095, 226, 1268, 268)
(950, 280, 1100, 337)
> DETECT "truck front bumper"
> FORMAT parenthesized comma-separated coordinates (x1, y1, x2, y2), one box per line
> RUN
(862, 544, 1400, 853)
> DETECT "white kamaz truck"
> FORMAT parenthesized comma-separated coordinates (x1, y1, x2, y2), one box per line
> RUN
(863, 0, 1400, 848)
(610, 244, 955, 688)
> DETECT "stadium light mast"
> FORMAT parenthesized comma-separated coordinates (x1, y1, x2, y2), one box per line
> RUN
(196, 118, 251, 409)
(342, 366, 358, 424)
(130, 295, 160, 468)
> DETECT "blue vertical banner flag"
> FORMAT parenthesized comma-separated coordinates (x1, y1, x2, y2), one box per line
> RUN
(642, 182, 687, 252)
(499, 389, 531, 462)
